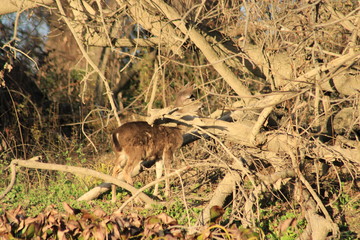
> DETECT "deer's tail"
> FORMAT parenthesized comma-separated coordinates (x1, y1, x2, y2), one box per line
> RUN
(112, 132, 122, 152)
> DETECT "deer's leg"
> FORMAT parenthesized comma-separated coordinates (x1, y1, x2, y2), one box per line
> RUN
(153, 160, 163, 196)
(162, 149, 174, 197)
(121, 151, 141, 186)
(111, 165, 120, 203)
(122, 164, 134, 185)
(111, 151, 127, 203)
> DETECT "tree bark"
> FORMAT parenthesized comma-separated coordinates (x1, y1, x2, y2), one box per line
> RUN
(1, 0, 54, 15)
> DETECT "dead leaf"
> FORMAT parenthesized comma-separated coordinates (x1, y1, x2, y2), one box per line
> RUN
(157, 213, 178, 225)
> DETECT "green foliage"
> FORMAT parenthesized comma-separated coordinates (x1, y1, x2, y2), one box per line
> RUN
(110, 187, 130, 202)
(138, 197, 202, 226)
(55, 143, 89, 166)
(335, 192, 352, 209)
(256, 205, 307, 240)
(1, 175, 83, 216)
(0, 170, 125, 217)
(168, 199, 188, 223)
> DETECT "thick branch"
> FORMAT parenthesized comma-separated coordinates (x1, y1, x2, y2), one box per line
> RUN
(89, 37, 159, 48)
(6, 158, 156, 205)
(0, 0, 54, 15)
(249, 51, 360, 141)
(118, 0, 184, 56)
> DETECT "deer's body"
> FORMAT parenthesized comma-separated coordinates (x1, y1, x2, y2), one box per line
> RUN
(112, 121, 182, 185)
(111, 84, 200, 200)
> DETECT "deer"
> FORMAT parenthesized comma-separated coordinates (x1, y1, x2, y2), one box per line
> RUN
(111, 84, 201, 201)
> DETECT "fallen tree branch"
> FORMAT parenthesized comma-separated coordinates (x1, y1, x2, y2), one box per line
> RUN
(0, 156, 40, 200)
(2, 157, 156, 205)
(78, 161, 232, 202)
(0, 164, 15, 200)
(77, 158, 156, 201)
(197, 169, 241, 225)
(249, 51, 360, 142)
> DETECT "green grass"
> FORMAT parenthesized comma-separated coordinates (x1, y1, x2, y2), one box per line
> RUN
(1, 171, 202, 225)
(0, 169, 131, 216)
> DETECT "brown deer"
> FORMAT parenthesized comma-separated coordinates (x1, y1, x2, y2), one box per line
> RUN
(111, 84, 201, 201)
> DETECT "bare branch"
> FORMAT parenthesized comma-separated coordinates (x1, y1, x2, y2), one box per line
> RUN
(5, 157, 156, 205)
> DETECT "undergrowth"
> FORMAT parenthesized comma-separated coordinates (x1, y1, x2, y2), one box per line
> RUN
(1, 161, 359, 240)
(0, 133, 359, 239)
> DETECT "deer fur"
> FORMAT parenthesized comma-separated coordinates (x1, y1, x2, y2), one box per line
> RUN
(111, 84, 201, 201)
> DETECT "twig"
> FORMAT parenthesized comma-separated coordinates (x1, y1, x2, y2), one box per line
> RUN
(6, 86, 26, 159)
(146, 58, 160, 115)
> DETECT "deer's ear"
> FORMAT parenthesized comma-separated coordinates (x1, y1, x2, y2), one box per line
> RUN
(180, 83, 194, 92)
(183, 82, 192, 88)
(177, 83, 195, 98)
